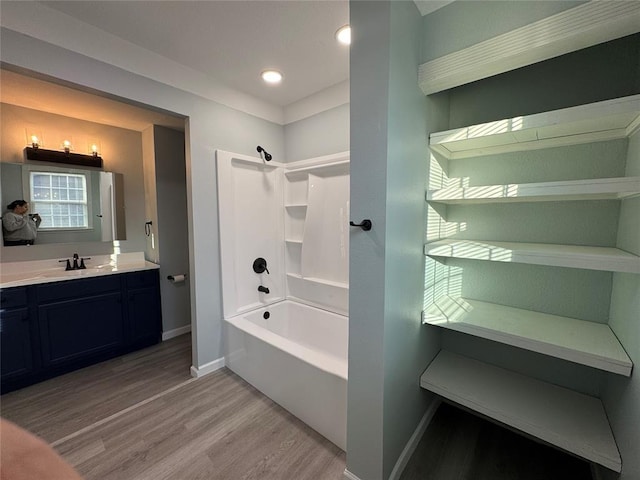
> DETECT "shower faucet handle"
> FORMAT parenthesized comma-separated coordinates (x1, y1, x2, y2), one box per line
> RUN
(253, 257, 269, 274)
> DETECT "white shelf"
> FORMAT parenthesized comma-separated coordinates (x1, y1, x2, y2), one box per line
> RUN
(427, 177, 640, 205)
(429, 95, 640, 159)
(423, 296, 632, 376)
(286, 273, 348, 289)
(285, 203, 308, 209)
(285, 238, 303, 245)
(420, 351, 621, 472)
(425, 239, 640, 274)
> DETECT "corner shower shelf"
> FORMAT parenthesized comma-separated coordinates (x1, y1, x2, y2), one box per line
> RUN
(423, 295, 632, 376)
(429, 95, 640, 160)
(426, 176, 640, 205)
(420, 350, 621, 472)
(285, 238, 303, 245)
(286, 273, 348, 289)
(285, 203, 308, 209)
(425, 239, 640, 274)
(285, 160, 350, 178)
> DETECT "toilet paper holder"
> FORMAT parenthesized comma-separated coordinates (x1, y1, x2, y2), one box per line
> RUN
(167, 274, 187, 283)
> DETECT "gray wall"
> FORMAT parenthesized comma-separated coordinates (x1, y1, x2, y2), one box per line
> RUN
(0, 27, 284, 370)
(153, 125, 191, 334)
(283, 103, 349, 161)
(602, 130, 640, 480)
(347, 2, 441, 479)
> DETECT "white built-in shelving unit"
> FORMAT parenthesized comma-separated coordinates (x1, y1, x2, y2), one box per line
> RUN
(423, 296, 632, 376)
(425, 239, 640, 274)
(420, 351, 622, 472)
(428, 95, 640, 159)
(427, 176, 640, 204)
(421, 95, 640, 472)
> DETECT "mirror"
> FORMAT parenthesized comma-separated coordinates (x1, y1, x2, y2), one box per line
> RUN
(1, 162, 126, 246)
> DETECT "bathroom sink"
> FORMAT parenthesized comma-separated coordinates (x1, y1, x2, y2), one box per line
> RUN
(40, 267, 112, 278)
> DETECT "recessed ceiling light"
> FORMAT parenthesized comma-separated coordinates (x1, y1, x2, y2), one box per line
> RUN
(336, 25, 351, 45)
(261, 70, 283, 84)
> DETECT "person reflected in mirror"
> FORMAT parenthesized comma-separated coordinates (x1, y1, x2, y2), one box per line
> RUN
(2, 200, 41, 246)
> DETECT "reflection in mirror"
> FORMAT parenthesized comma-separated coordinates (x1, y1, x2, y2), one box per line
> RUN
(1, 162, 126, 246)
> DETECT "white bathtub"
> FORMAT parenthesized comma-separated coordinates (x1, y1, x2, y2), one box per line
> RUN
(223, 300, 348, 450)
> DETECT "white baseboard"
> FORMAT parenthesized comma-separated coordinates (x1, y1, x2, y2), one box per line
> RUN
(388, 397, 442, 480)
(162, 325, 191, 341)
(342, 399, 441, 480)
(190, 357, 225, 378)
(343, 469, 363, 480)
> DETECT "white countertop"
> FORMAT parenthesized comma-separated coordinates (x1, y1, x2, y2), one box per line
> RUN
(0, 252, 159, 289)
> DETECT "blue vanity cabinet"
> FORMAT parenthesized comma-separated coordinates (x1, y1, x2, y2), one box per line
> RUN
(0, 287, 36, 381)
(125, 270, 162, 349)
(0, 269, 162, 393)
(36, 276, 125, 370)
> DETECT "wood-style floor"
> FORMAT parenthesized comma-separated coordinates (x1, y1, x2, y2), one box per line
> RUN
(1, 334, 346, 480)
(400, 402, 593, 480)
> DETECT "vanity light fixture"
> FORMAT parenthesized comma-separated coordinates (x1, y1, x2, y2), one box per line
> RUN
(30, 135, 40, 149)
(261, 69, 283, 84)
(25, 144, 103, 169)
(335, 25, 351, 45)
(63, 139, 72, 154)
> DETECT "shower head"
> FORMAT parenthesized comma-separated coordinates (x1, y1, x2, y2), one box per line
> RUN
(257, 145, 272, 162)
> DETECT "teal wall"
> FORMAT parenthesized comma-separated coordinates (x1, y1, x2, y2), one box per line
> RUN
(446, 33, 640, 128)
(421, 1, 585, 63)
(382, 1, 442, 478)
(284, 103, 349, 162)
(602, 130, 640, 480)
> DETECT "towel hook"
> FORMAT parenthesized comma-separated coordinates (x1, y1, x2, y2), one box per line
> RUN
(350, 219, 372, 231)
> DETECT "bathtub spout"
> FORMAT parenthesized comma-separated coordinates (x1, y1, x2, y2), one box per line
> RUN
(258, 285, 270, 294)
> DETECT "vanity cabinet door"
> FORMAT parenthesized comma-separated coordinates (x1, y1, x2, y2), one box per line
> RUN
(127, 287, 162, 348)
(0, 307, 34, 381)
(38, 292, 125, 368)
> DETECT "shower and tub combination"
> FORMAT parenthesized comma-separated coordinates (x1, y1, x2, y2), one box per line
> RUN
(216, 149, 350, 450)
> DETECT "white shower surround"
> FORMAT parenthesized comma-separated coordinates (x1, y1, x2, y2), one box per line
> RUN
(216, 150, 350, 449)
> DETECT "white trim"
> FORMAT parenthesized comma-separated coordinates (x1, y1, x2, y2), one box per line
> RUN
(342, 469, 363, 480)
(284, 81, 350, 125)
(190, 357, 225, 378)
(388, 398, 442, 480)
(162, 325, 191, 341)
(418, 2, 640, 95)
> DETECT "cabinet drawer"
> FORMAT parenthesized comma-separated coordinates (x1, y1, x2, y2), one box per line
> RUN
(0, 287, 28, 309)
(37, 276, 121, 303)
(126, 269, 159, 289)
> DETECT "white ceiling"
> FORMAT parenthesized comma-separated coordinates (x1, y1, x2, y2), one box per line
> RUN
(42, 0, 351, 108)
